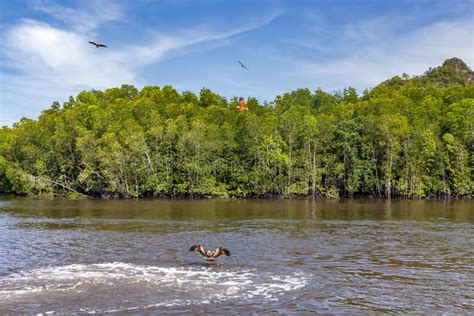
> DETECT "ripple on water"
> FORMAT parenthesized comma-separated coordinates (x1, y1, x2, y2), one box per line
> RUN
(0, 262, 309, 313)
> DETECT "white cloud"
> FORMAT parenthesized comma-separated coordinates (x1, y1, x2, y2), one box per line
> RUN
(128, 8, 284, 65)
(32, 0, 122, 32)
(2, 12, 282, 89)
(4, 20, 136, 88)
(295, 16, 474, 91)
(342, 15, 409, 43)
(0, 2, 283, 126)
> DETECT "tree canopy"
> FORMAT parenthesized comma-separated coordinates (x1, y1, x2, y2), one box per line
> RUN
(1, 59, 473, 198)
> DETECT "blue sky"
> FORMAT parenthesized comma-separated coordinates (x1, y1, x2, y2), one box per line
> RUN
(1, 0, 473, 126)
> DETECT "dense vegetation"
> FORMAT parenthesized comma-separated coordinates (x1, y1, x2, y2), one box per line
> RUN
(0, 58, 473, 198)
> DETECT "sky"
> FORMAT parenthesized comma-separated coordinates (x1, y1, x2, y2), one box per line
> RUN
(0, 0, 473, 126)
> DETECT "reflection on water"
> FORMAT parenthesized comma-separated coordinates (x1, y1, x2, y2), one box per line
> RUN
(0, 196, 473, 313)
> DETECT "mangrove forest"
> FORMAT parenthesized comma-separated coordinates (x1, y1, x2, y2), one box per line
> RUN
(0, 58, 473, 198)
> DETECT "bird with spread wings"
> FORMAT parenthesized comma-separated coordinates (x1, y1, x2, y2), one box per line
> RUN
(189, 245, 231, 261)
(89, 41, 107, 48)
(238, 60, 249, 70)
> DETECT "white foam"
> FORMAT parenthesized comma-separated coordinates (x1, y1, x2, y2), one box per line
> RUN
(0, 262, 308, 312)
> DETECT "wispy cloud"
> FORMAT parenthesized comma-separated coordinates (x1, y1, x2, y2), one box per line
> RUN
(0, 1, 283, 126)
(4, 19, 136, 88)
(130, 9, 283, 65)
(32, 0, 123, 32)
(342, 15, 410, 43)
(3, 0, 468, 128)
(293, 15, 474, 91)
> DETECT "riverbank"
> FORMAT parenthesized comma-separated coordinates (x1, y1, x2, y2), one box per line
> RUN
(0, 192, 472, 201)
(2, 60, 473, 201)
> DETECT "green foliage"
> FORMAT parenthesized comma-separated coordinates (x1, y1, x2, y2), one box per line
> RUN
(423, 58, 474, 86)
(1, 60, 473, 198)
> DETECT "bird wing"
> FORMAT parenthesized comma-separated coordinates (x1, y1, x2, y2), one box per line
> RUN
(238, 61, 249, 70)
(213, 247, 231, 258)
(189, 245, 206, 256)
(98, 44, 107, 48)
(89, 41, 98, 46)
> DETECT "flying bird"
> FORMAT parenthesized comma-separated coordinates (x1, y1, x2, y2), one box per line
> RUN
(189, 245, 231, 261)
(238, 60, 249, 71)
(89, 41, 107, 48)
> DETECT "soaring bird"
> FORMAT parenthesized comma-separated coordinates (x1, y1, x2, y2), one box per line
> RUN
(238, 60, 249, 70)
(89, 41, 107, 48)
(189, 245, 231, 261)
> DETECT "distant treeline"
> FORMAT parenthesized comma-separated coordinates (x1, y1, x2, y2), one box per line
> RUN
(0, 60, 473, 198)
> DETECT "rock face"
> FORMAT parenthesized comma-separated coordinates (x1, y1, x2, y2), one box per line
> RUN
(443, 57, 470, 69)
(442, 58, 474, 81)
(424, 57, 474, 85)
(383, 57, 473, 88)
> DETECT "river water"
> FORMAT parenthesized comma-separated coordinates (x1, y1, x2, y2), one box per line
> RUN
(0, 197, 472, 314)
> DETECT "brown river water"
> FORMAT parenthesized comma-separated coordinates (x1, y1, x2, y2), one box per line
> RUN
(0, 197, 473, 314)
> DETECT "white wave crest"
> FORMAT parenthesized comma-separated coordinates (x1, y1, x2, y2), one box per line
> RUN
(0, 262, 308, 313)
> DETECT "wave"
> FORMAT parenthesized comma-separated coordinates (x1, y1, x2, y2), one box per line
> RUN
(0, 262, 308, 313)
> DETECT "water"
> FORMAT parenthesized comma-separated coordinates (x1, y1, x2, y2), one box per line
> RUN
(0, 197, 473, 314)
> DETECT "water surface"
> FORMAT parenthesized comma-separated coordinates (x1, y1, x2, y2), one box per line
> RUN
(0, 197, 473, 313)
